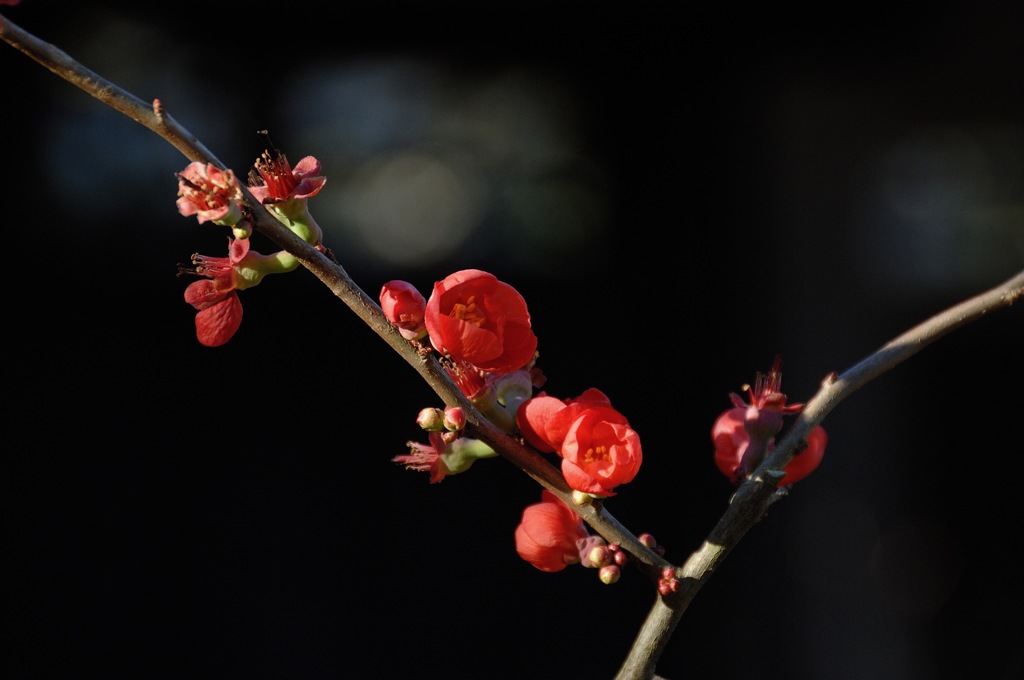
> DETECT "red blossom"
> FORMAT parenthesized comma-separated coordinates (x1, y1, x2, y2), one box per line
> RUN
(424, 269, 537, 375)
(514, 490, 589, 572)
(247, 147, 326, 205)
(516, 389, 641, 497)
(175, 162, 243, 225)
(379, 280, 427, 340)
(560, 405, 642, 497)
(713, 407, 828, 485)
(712, 357, 828, 486)
(181, 237, 249, 347)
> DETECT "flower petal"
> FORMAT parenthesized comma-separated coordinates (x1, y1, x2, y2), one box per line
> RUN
(194, 293, 243, 347)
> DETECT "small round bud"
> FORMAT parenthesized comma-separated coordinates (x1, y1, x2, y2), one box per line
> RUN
(598, 565, 621, 584)
(614, 550, 628, 567)
(588, 545, 611, 568)
(230, 219, 253, 240)
(443, 406, 467, 431)
(638, 533, 658, 549)
(416, 407, 446, 431)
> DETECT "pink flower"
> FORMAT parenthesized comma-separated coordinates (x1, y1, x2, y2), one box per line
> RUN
(712, 357, 827, 485)
(175, 162, 243, 226)
(181, 237, 249, 347)
(393, 432, 450, 484)
(514, 490, 589, 572)
(424, 269, 538, 375)
(247, 147, 326, 205)
(379, 280, 427, 340)
(712, 408, 827, 485)
(516, 388, 642, 497)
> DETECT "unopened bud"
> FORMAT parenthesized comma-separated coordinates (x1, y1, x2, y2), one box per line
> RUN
(598, 565, 621, 584)
(443, 406, 466, 431)
(416, 407, 446, 431)
(231, 219, 253, 240)
(588, 545, 611, 568)
(638, 533, 658, 549)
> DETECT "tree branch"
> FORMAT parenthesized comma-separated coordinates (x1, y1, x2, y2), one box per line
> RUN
(0, 12, 669, 577)
(7, 13, 1021, 680)
(614, 267, 1024, 679)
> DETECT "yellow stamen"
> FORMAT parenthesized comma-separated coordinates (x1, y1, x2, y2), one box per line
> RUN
(583, 444, 610, 464)
(450, 295, 485, 327)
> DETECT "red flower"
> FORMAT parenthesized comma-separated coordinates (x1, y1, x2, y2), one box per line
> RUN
(424, 269, 537, 375)
(247, 147, 326, 205)
(560, 406, 642, 497)
(516, 389, 641, 497)
(181, 237, 249, 347)
(514, 490, 589, 572)
(712, 357, 827, 485)
(379, 280, 427, 340)
(175, 162, 243, 226)
(712, 408, 827, 485)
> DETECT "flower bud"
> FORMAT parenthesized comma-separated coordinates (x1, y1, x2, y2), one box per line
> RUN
(598, 565, 621, 584)
(588, 545, 611, 568)
(443, 406, 467, 431)
(231, 219, 253, 240)
(416, 407, 446, 431)
(575, 536, 610, 568)
(380, 280, 427, 341)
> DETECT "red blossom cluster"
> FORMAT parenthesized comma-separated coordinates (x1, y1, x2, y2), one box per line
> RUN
(172, 140, 826, 594)
(381, 270, 654, 585)
(381, 272, 639, 499)
(175, 142, 326, 347)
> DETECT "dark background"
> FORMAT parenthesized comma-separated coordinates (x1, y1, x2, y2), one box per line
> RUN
(4, 3, 1023, 679)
